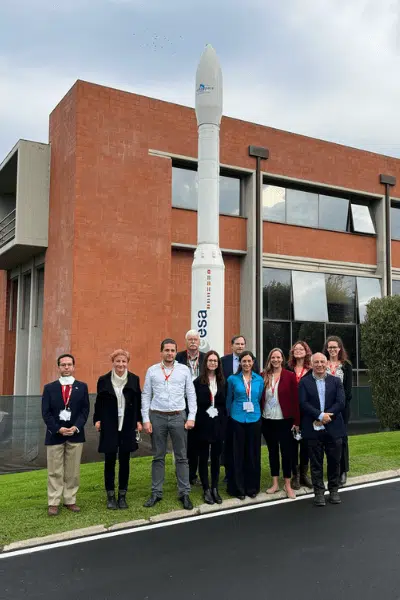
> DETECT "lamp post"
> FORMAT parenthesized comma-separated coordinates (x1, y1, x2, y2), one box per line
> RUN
(379, 173, 396, 296)
(248, 145, 269, 362)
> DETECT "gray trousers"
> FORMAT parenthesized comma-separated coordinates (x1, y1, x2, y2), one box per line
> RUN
(150, 410, 190, 497)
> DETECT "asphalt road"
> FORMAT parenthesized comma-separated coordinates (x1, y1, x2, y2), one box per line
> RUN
(2, 482, 400, 600)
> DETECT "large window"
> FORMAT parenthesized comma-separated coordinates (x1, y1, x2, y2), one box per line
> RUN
(292, 271, 328, 322)
(172, 165, 241, 216)
(263, 267, 382, 384)
(262, 182, 376, 234)
(391, 206, 400, 240)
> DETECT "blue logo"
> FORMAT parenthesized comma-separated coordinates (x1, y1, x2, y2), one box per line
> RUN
(197, 83, 214, 94)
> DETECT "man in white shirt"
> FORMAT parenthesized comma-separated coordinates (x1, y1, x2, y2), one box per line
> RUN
(142, 338, 197, 510)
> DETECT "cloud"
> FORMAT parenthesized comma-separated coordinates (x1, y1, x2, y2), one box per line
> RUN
(1, 0, 400, 160)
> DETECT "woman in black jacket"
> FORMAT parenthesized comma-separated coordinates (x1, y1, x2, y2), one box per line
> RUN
(323, 336, 352, 486)
(94, 349, 142, 509)
(193, 350, 227, 505)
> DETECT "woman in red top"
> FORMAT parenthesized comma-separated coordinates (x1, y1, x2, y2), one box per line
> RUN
(287, 340, 313, 490)
(261, 348, 300, 499)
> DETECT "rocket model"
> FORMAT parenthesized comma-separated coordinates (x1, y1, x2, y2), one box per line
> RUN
(191, 44, 225, 355)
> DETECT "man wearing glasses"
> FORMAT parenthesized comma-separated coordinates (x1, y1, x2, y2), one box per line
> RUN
(41, 354, 90, 516)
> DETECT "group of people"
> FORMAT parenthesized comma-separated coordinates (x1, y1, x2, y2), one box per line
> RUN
(41, 331, 352, 515)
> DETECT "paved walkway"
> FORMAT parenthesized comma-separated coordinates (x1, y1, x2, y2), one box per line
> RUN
(1, 480, 400, 599)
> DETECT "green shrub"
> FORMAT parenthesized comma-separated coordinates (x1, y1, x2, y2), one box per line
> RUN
(361, 295, 400, 428)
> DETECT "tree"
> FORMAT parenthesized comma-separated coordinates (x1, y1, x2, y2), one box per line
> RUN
(361, 295, 400, 428)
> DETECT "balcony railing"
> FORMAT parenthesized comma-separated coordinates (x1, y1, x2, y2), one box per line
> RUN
(0, 208, 16, 248)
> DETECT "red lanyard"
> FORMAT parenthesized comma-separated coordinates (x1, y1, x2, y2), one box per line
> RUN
(161, 363, 174, 381)
(62, 385, 72, 407)
(243, 376, 251, 398)
(295, 367, 306, 383)
(271, 376, 280, 396)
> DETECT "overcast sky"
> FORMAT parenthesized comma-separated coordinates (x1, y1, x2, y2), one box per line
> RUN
(1, 0, 400, 160)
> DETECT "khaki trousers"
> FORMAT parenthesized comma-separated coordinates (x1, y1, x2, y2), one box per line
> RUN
(47, 442, 83, 506)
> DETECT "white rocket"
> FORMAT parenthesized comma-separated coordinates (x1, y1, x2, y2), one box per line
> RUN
(191, 44, 225, 356)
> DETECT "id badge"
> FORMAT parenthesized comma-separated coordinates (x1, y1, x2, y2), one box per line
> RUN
(243, 402, 254, 413)
(59, 409, 71, 422)
(206, 406, 219, 419)
(118, 407, 124, 417)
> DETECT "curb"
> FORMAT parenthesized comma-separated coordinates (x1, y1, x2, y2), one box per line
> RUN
(2, 469, 400, 553)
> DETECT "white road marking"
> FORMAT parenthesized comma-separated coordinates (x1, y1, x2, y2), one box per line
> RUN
(1, 476, 399, 560)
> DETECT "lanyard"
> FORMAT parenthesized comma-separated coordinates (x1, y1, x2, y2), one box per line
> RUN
(243, 375, 251, 400)
(161, 363, 174, 382)
(187, 352, 199, 374)
(328, 362, 339, 376)
(295, 367, 306, 383)
(62, 385, 72, 408)
(271, 376, 280, 397)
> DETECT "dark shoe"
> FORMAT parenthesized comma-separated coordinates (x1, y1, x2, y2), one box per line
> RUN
(118, 490, 128, 509)
(236, 495, 245, 501)
(212, 488, 223, 504)
(48, 505, 59, 516)
(313, 493, 326, 507)
(63, 503, 80, 513)
(339, 472, 347, 488)
(203, 489, 215, 505)
(300, 467, 313, 489)
(248, 493, 257, 499)
(144, 495, 162, 508)
(328, 491, 341, 504)
(291, 470, 301, 491)
(106, 490, 118, 510)
(179, 495, 193, 510)
(190, 476, 199, 486)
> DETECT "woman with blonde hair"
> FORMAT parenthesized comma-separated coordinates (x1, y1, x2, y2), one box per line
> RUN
(261, 348, 300, 499)
(94, 349, 142, 509)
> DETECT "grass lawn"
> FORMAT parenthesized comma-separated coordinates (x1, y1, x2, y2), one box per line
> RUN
(1, 431, 400, 547)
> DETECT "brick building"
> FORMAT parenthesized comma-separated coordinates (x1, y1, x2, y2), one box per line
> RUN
(1, 79, 400, 394)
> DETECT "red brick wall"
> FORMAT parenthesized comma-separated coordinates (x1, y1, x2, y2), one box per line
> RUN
(42, 85, 77, 385)
(264, 222, 377, 265)
(392, 241, 400, 268)
(171, 249, 241, 355)
(72, 81, 400, 197)
(171, 208, 247, 251)
(42, 79, 397, 390)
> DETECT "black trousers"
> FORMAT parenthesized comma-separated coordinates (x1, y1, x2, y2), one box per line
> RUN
(104, 450, 131, 491)
(187, 428, 199, 481)
(198, 440, 223, 490)
(262, 417, 293, 479)
(291, 437, 309, 474)
(308, 433, 342, 493)
(229, 419, 261, 497)
(340, 435, 349, 474)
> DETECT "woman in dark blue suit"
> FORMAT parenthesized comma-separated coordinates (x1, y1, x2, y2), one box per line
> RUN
(226, 351, 264, 500)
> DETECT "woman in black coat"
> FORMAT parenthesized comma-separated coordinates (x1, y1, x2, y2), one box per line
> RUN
(93, 349, 142, 509)
(323, 335, 353, 486)
(193, 350, 226, 506)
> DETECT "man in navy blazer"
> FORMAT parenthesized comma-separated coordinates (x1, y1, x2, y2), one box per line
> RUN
(221, 335, 260, 380)
(41, 354, 90, 516)
(299, 352, 345, 507)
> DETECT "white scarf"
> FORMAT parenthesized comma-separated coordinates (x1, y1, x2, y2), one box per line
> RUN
(59, 376, 75, 385)
(111, 369, 128, 431)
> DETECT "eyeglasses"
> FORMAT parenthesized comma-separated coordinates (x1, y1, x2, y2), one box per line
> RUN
(327, 346, 339, 350)
(207, 360, 218, 363)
